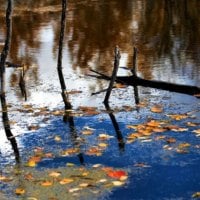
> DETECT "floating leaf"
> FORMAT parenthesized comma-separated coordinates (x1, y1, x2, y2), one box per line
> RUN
(112, 181, 125, 186)
(86, 146, 102, 156)
(92, 164, 102, 168)
(61, 148, 79, 156)
(26, 160, 37, 167)
(167, 114, 188, 120)
(15, 188, 25, 195)
(98, 143, 108, 148)
(192, 192, 200, 198)
(54, 136, 62, 142)
(68, 188, 81, 193)
(79, 183, 89, 187)
(24, 173, 34, 180)
(59, 178, 74, 185)
(40, 180, 53, 186)
(49, 171, 61, 178)
(81, 129, 93, 135)
(66, 163, 75, 167)
(0, 175, 12, 182)
(28, 125, 40, 131)
(166, 138, 176, 143)
(107, 170, 127, 179)
(134, 163, 151, 168)
(150, 105, 163, 113)
(98, 133, 114, 140)
(192, 129, 200, 134)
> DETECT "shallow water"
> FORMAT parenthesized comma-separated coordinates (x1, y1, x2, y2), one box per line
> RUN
(0, 1, 200, 199)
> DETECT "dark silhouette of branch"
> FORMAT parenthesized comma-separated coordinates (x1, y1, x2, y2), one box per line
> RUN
(57, 0, 72, 110)
(104, 46, 121, 105)
(19, 65, 27, 101)
(104, 104, 125, 152)
(63, 111, 85, 165)
(89, 47, 200, 97)
(0, 0, 20, 163)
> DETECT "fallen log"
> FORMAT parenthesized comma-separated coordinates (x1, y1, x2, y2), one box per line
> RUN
(117, 75, 200, 96)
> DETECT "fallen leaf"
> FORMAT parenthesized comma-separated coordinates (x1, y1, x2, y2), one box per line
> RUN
(112, 181, 125, 186)
(15, 188, 25, 195)
(0, 175, 12, 182)
(167, 114, 188, 120)
(49, 171, 61, 178)
(81, 129, 93, 135)
(193, 129, 200, 134)
(150, 105, 163, 113)
(68, 188, 81, 193)
(107, 170, 127, 179)
(40, 180, 53, 186)
(59, 178, 74, 185)
(192, 192, 200, 198)
(98, 133, 114, 140)
(54, 136, 62, 142)
(166, 138, 176, 143)
(79, 183, 89, 187)
(66, 163, 75, 167)
(98, 143, 108, 148)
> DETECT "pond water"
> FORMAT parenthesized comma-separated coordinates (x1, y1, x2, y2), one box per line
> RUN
(0, 1, 200, 199)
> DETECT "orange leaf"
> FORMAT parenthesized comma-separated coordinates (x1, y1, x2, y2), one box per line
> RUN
(107, 170, 127, 179)
(15, 188, 25, 195)
(150, 105, 163, 113)
(59, 178, 74, 185)
(40, 180, 53, 186)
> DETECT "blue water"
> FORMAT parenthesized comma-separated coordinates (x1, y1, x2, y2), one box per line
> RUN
(11, 92, 199, 200)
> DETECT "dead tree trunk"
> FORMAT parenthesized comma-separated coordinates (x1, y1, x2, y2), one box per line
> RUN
(0, 0, 20, 163)
(104, 46, 121, 105)
(57, 0, 72, 110)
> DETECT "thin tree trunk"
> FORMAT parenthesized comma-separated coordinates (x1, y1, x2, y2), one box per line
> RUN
(0, 0, 20, 163)
(57, 0, 72, 110)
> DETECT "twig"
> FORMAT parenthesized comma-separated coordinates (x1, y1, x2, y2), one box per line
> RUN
(103, 46, 121, 105)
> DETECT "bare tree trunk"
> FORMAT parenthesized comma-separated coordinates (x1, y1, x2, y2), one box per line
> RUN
(0, 0, 20, 163)
(104, 47, 121, 105)
(57, 0, 72, 110)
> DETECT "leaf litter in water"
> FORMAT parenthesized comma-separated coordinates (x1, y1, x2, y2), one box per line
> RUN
(5, 164, 128, 200)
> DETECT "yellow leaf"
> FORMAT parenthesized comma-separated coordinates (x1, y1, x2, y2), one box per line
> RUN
(98, 133, 114, 140)
(54, 136, 61, 142)
(26, 160, 37, 167)
(81, 130, 93, 135)
(112, 181, 125, 186)
(79, 183, 89, 187)
(98, 143, 108, 148)
(192, 192, 200, 198)
(66, 162, 75, 167)
(167, 114, 188, 120)
(40, 180, 53, 186)
(0, 175, 12, 182)
(49, 171, 61, 178)
(15, 188, 25, 195)
(59, 178, 74, 185)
